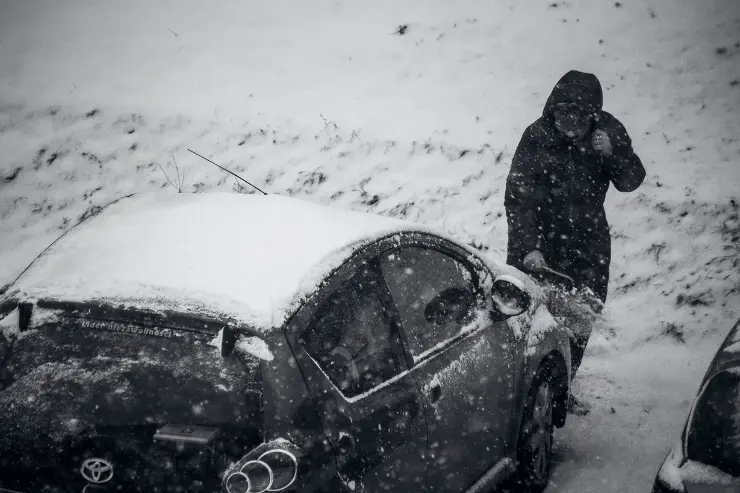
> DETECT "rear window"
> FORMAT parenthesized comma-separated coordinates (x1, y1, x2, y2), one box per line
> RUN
(0, 315, 262, 442)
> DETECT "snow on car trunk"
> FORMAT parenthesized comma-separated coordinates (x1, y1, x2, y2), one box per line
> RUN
(0, 310, 263, 492)
(0, 313, 264, 438)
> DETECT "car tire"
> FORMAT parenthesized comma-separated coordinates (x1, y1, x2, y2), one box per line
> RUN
(515, 362, 558, 492)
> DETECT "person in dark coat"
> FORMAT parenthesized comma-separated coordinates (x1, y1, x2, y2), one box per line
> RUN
(505, 70, 645, 377)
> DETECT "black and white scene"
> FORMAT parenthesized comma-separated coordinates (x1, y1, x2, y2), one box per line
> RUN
(0, 1, 739, 492)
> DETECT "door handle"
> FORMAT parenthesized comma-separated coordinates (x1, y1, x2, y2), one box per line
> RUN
(429, 382, 442, 403)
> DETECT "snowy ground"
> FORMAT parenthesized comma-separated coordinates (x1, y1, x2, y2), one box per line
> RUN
(1, 1, 739, 491)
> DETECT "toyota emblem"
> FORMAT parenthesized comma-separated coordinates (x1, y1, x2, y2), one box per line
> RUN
(80, 458, 114, 484)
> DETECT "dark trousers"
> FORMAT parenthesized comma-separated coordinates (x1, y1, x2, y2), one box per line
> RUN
(570, 332, 590, 378)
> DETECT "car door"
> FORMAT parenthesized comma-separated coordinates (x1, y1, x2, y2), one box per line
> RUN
(290, 258, 429, 493)
(379, 245, 516, 493)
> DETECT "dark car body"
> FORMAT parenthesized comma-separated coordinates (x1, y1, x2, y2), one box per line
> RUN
(651, 318, 740, 493)
(0, 192, 574, 493)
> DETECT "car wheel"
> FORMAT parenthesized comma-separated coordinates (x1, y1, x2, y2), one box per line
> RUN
(516, 363, 556, 492)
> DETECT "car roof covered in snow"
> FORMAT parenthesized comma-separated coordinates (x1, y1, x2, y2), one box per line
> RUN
(5, 192, 445, 330)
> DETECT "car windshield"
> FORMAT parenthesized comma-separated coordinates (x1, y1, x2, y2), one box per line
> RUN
(687, 368, 740, 477)
(0, 314, 261, 443)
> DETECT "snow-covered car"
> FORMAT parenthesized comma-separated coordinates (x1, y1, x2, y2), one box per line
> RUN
(651, 317, 740, 493)
(0, 192, 572, 493)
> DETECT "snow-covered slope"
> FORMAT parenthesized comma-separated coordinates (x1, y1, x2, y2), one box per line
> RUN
(1, 0, 739, 491)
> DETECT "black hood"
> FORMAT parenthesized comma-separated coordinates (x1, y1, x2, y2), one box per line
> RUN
(543, 70, 604, 116)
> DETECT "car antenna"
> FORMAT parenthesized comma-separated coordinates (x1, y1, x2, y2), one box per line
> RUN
(187, 148, 268, 195)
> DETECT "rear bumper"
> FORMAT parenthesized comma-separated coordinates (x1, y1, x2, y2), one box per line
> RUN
(652, 441, 688, 493)
(652, 440, 740, 493)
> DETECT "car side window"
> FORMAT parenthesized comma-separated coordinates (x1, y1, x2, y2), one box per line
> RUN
(380, 246, 479, 361)
(300, 261, 403, 398)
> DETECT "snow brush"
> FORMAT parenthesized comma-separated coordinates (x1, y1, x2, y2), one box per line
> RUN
(541, 265, 576, 284)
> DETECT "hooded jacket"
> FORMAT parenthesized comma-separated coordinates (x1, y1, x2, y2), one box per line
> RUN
(504, 70, 645, 301)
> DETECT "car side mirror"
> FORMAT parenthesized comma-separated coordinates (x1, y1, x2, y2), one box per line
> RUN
(491, 276, 531, 318)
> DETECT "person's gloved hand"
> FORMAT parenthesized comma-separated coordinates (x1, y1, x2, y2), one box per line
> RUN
(592, 129, 613, 156)
(523, 250, 547, 272)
